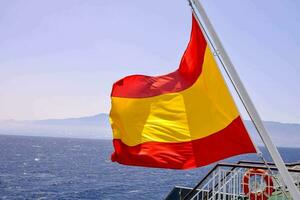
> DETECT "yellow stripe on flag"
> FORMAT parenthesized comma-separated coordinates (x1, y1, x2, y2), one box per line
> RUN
(110, 47, 239, 146)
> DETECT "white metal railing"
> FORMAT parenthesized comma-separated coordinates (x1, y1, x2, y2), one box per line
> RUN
(187, 164, 300, 200)
(164, 161, 300, 200)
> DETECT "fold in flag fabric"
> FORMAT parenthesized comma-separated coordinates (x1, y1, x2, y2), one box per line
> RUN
(109, 15, 256, 170)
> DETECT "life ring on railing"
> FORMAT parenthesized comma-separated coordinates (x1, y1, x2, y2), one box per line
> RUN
(242, 168, 274, 200)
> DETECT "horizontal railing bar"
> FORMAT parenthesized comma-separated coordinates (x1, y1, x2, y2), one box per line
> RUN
(237, 160, 300, 167)
(217, 163, 300, 172)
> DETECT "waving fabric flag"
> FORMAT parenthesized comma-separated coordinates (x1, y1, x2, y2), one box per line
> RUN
(109, 15, 256, 169)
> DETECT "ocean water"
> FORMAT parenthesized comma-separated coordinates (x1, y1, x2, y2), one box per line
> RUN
(0, 135, 299, 199)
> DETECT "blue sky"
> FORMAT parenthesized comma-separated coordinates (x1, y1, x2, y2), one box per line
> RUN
(0, 0, 299, 123)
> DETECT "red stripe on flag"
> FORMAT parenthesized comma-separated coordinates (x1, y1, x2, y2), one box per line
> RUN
(111, 15, 207, 98)
(111, 117, 256, 169)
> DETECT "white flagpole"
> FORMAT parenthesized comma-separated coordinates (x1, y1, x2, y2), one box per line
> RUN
(189, 0, 300, 199)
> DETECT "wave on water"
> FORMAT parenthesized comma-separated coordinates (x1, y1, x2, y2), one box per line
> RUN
(0, 135, 299, 199)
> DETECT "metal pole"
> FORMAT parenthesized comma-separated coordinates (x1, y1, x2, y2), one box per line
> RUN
(189, 0, 300, 199)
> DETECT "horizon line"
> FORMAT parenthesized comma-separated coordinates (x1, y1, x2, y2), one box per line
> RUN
(1, 113, 300, 125)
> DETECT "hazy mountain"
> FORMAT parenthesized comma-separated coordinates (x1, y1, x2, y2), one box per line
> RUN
(244, 120, 300, 148)
(0, 114, 299, 147)
(32, 113, 109, 126)
(0, 114, 111, 139)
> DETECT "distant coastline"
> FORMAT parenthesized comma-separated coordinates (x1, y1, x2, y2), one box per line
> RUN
(1, 113, 300, 147)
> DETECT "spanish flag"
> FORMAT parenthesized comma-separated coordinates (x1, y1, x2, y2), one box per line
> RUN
(110, 15, 256, 169)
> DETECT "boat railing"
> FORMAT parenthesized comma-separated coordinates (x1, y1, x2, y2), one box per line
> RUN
(165, 160, 300, 200)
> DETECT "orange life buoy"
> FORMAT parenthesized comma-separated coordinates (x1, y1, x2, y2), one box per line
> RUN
(242, 168, 274, 200)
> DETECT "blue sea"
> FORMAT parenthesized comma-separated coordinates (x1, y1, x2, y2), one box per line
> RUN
(0, 135, 299, 199)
